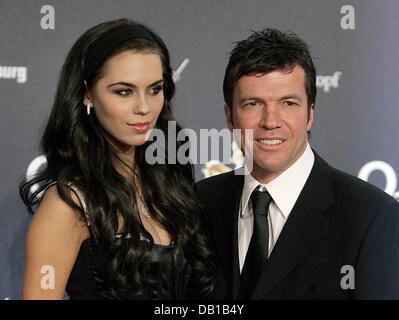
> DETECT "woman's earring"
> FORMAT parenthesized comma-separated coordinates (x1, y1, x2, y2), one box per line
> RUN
(86, 103, 91, 115)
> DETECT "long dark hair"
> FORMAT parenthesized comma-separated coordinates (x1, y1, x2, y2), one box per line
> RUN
(20, 18, 215, 299)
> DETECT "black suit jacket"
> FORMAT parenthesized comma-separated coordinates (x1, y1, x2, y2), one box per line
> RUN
(196, 152, 399, 299)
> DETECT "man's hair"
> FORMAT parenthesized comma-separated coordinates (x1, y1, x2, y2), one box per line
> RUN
(223, 28, 317, 114)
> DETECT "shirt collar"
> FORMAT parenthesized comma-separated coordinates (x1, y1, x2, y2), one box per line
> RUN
(240, 143, 314, 218)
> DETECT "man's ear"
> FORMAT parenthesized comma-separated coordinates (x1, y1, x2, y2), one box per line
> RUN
(224, 104, 234, 131)
(307, 103, 314, 131)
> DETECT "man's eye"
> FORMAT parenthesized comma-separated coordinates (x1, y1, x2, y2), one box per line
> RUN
(285, 101, 296, 106)
(149, 85, 163, 95)
(246, 101, 258, 107)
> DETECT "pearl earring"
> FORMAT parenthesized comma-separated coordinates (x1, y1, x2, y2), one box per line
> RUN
(86, 103, 91, 115)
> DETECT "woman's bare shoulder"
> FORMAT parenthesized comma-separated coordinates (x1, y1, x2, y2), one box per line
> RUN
(21, 185, 91, 299)
(33, 184, 90, 239)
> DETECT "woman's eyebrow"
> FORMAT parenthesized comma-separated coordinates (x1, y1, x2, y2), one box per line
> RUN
(107, 79, 164, 88)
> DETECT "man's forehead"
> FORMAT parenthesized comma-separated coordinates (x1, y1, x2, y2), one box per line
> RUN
(233, 66, 306, 94)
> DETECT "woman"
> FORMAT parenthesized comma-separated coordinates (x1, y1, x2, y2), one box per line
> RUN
(20, 18, 215, 300)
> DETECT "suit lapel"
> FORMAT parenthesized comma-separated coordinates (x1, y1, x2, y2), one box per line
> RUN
(251, 153, 335, 299)
(218, 171, 243, 299)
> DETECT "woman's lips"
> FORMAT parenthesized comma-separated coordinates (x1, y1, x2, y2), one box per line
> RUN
(127, 122, 150, 133)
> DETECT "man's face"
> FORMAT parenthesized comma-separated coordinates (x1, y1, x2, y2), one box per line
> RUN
(225, 65, 314, 183)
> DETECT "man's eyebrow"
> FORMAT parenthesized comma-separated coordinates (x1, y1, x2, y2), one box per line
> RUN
(107, 79, 164, 88)
(279, 94, 303, 102)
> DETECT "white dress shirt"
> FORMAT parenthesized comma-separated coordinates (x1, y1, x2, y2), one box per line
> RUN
(238, 144, 315, 272)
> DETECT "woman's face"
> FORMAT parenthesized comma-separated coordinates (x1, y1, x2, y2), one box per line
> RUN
(85, 51, 164, 155)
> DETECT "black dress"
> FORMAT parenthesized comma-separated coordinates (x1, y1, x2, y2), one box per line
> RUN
(51, 183, 190, 300)
(66, 237, 190, 300)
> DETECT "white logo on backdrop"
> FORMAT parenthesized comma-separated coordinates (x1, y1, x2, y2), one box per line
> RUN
(173, 58, 190, 83)
(201, 140, 244, 178)
(0, 66, 27, 83)
(316, 71, 342, 93)
(26, 155, 47, 198)
(358, 161, 399, 201)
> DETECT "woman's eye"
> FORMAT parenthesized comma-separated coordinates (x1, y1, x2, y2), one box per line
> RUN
(116, 89, 132, 96)
(149, 85, 163, 95)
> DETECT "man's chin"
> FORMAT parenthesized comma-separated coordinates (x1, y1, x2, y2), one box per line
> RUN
(251, 163, 283, 180)
(253, 157, 285, 172)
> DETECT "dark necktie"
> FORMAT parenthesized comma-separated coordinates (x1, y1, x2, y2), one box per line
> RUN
(240, 186, 272, 299)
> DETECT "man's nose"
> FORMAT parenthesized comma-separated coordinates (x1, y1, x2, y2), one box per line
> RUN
(259, 104, 281, 129)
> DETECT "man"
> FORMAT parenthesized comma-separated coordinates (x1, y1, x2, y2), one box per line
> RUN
(196, 29, 399, 299)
